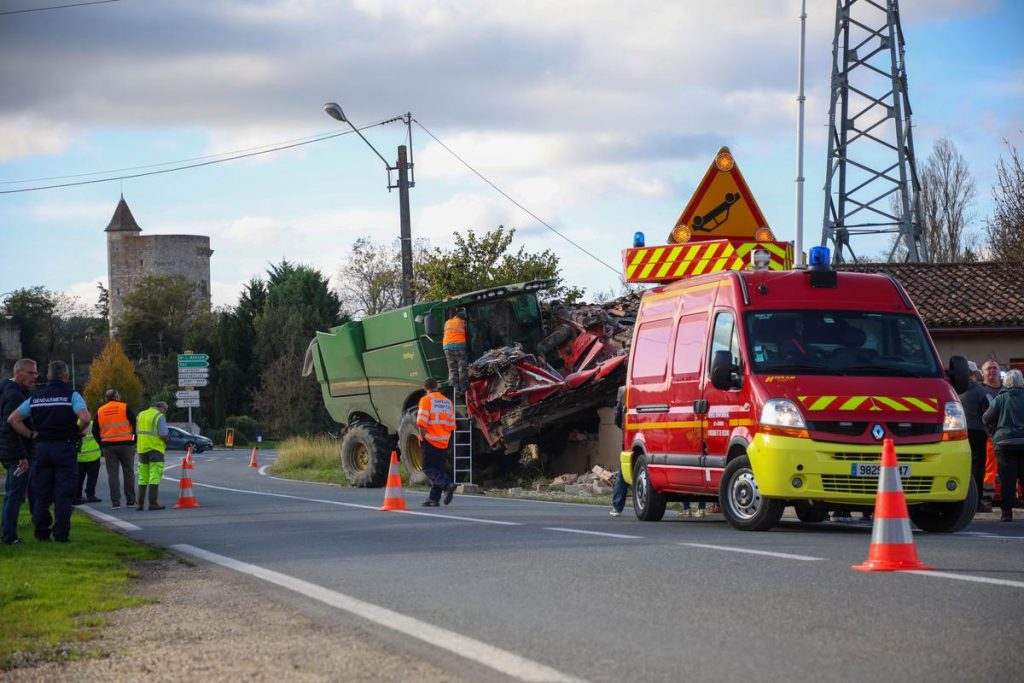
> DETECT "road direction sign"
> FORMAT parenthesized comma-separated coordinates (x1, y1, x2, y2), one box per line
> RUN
(178, 354, 209, 363)
(175, 390, 200, 400)
(178, 379, 209, 388)
(176, 398, 201, 408)
(178, 359, 209, 368)
(177, 369, 210, 377)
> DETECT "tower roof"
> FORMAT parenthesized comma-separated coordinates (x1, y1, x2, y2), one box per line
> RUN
(104, 196, 142, 233)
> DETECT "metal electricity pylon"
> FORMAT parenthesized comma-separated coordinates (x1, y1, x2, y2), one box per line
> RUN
(820, 0, 928, 263)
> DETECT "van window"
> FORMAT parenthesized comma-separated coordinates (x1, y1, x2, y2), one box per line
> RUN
(672, 314, 707, 379)
(744, 310, 942, 377)
(631, 319, 673, 381)
(709, 312, 742, 384)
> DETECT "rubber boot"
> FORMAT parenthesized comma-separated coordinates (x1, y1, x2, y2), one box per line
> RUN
(135, 485, 147, 510)
(148, 484, 165, 511)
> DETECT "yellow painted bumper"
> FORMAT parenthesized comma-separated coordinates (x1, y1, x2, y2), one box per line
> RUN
(747, 434, 971, 504)
(620, 451, 634, 486)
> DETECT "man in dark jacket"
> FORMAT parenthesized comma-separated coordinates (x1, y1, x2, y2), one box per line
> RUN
(8, 360, 91, 543)
(1, 359, 38, 545)
(960, 364, 994, 513)
(983, 369, 1024, 522)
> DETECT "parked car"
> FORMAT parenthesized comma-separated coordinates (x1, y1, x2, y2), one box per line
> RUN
(166, 426, 214, 453)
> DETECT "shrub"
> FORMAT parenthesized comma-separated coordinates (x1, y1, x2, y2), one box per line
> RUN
(225, 415, 261, 440)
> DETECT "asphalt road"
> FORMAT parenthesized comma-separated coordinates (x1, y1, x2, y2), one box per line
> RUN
(81, 448, 1024, 683)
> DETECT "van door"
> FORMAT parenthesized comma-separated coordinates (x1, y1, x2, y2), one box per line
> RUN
(625, 318, 673, 468)
(702, 310, 747, 491)
(664, 312, 709, 487)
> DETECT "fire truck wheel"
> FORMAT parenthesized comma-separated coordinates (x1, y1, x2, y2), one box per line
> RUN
(794, 502, 829, 523)
(632, 454, 666, 521)
(398, 409, 428, 485)
(720, 455, 785, 531)
(908, 479, 978, 533)
(339, 422, 392, 488)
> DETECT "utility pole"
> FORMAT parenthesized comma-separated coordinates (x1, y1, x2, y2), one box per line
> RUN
(820, 0, 927, 263)
(794, 0, 807, 267)
(397, 144, 414, 306)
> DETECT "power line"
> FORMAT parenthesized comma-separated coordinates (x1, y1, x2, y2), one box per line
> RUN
(412, 119, 621, 278)
(0, 130, 350, 185)
(0, 120, 393, 195)
(0, 0, 120, 16)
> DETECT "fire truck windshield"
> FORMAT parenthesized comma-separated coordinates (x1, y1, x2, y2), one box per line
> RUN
(743, 310, 943, 378)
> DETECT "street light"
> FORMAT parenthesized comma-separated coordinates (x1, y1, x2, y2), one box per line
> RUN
(324, 102, 416, 307)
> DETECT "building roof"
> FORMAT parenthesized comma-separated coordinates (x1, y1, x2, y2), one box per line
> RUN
(837, 261, 1024, 330)
(104, 196, 142, 233)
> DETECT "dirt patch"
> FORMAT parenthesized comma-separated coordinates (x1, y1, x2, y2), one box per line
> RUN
(4, 558, 467, 682)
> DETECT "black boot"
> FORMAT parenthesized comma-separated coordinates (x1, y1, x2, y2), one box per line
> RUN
(148, 484, 165, 511)
(136, 485, 147, 511)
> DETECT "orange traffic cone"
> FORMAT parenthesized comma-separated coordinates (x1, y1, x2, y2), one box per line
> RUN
(853, 438, 933, 572)
(248, 446, 259, 469)
(379, 451, 407, 511)
(184, 445, 194, 468)
(174, 457, 200, 509)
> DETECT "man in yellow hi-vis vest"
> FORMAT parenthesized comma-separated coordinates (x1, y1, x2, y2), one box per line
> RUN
(73, 422, 102, 505)
(135, 401, 169, 511)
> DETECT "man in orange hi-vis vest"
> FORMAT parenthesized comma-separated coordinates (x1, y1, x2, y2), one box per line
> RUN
(443, 308, 469, 397)
(416, 377, 457, 507)
(93, 389, 137, 509)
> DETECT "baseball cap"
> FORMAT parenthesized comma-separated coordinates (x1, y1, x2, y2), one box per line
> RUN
(967, 361, 978, 373)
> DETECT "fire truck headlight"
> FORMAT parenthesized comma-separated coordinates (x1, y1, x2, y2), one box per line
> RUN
(942, 401, 968, 440)
(760, 399, 807, 430)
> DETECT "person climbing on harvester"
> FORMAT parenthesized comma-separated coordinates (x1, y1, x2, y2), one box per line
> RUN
(443, 308, 469, 398)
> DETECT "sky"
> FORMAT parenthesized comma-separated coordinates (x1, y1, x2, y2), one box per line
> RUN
(1, 0, 1021, 312)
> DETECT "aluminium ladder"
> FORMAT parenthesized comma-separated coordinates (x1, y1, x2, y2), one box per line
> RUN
(451, 393, 474, 485)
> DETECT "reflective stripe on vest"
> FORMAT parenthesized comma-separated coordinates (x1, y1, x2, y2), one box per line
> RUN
(416, 391, 456, 448)
(78, 431, 101, 462)
(98, 401, 133, 442)
(443, 317, 467, 347)
(136, 407, 166, 454)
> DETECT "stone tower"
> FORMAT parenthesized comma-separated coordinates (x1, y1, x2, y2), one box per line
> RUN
(106, 197, 213, 335)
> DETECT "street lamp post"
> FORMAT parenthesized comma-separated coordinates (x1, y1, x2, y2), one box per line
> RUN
(324, 103, 415, 307)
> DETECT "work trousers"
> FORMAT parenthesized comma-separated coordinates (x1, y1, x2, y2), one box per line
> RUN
(31, 441, 78, 541)
(77, 459, 101, 499)
(612, 472, 629, 513)
(137, 450, 165, 485)
(444, 346, 469, 396)
(2, 464, 31, 543)
(967, 429, 989, 503)
(103, 442, 136, 505)
(421, 440, 451, 503)
(995, 444, 1024, 516)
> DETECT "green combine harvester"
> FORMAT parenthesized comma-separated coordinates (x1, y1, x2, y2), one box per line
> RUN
(306, 279, 628, 487)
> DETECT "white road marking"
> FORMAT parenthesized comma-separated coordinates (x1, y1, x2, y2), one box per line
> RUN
(78, 505, 142, 531)
(962, 531, 1024, 540)
(545, 527, 642, 540)
(905, 570, 1024, 589)
(680, 542, 824, 561)
(258, 464, 272, 476)
(159, 479, 522, 525)
(171, 544, 586, 683)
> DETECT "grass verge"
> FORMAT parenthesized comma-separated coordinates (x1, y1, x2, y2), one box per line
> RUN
(272, 435, 349, 486)
(0, 495, 163, 669)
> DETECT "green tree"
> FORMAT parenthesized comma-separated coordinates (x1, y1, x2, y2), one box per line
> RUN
(83, 339, 143, 413)
(416, 226, 582, 302)
(985, 139, 1024, 263)
(117, 275, 206, 355)
(2, 287, 56, 364)
(251, 349, 331, 437)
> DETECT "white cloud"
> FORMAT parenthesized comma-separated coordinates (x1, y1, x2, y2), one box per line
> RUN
(0, 114, 76, 163)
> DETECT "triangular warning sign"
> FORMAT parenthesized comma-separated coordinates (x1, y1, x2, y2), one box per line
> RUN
(668, 147, 769, 243)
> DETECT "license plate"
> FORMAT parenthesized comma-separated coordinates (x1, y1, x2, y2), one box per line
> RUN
(850, 463, 911, 478)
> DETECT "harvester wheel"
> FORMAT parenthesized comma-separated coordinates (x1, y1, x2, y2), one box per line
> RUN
(340, 422, 391, 487)
(398, 409, 428, 485)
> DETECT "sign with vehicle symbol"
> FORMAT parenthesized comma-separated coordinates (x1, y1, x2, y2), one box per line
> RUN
(669, 146, 770, 241)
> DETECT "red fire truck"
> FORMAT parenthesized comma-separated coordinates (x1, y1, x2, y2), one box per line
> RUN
(618, 148, 974, 532)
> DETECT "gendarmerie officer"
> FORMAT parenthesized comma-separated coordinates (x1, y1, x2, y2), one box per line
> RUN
(8, 361, 91, 543)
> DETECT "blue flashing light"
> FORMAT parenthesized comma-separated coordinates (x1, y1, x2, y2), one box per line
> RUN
(809, 246, 831, 267)
(633, 231, 645, 248)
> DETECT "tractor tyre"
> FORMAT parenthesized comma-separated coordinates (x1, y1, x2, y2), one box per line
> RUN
(339, 422, 392, 488)
(397, 409, 428, 485)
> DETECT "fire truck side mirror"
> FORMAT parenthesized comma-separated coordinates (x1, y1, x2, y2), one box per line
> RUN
(710, 350, 738, 391)
(947, 355, 970, 394)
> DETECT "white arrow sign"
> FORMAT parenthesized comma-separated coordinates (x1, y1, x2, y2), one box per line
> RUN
(176, 398, 201, 408)
(175, 390, 200, 400)
(178, 379, 209, 388)
(177, 368, 210, 375)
